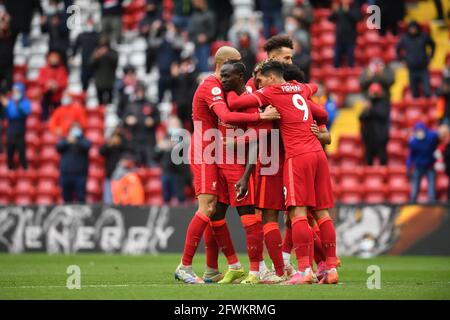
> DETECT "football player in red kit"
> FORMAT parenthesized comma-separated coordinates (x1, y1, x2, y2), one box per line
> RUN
(228, 60, 339, 285)
(175, 47, 280, 284)
(244, 36, 331, 279)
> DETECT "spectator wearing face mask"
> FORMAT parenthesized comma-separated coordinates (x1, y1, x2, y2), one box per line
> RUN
(236, 32, 256, 82)
(284, 15, 310, 52)
(155, 116, 190, 204)
(98, 0, 124, 45)
(111, 153, 145, 205)
(188, 0, 215, 73)
(359, 83, 390, 166)
(116, 64, 138, 119)
(360, 58, 395, 100)
(292, 38, 311, 82)
(56, 123, 92, 203)
(407, 121, 439, 203)
(138, 0, 162, 38)
(122, 82, 160, 167)
(71, 16, 101, 91)
(48, 92, 88, 138)
(171, 56, 199, 132)
(329, 0, 361, 68)
(0, 83, 31, 170)
(89, 37, 118, 105)
(41, 0, 70, 68)
(396, 21, 435, 98)
(37, 51, 68, 121)
(99, 127, 128, 204)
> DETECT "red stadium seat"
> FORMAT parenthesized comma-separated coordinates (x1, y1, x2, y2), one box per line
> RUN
(87, 178, 102, 197)
(13, 194, 35, 205)
(437, 173, 449, 194)
(147, 167, 162, 178)
(340, 191, 363, 204)
(36, 179, 60, 196)
(26, 115, 42, 132)
(145, 179, 162, 194)
(38, 164, 59, 181)
(85, 129, 104, 145)
(88, 165, 105, 180)
(41, 131, 58, 146)
(35, 194, 55, 205)
(40, 145, 60, 164)
(344, 76, 360, 94)
(88, 147, 105, 166)
(87, 115, 104, 131)
(25, 131, 40, 150)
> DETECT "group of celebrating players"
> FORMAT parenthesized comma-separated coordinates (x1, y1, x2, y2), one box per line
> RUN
(175, 35, 340, 285)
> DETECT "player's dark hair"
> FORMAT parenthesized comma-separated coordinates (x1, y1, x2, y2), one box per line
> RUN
(223, 59, 247, 77)
(263, 35, 294, 54)
(260, 60, 285, 78)
(283, 63, 305, 83)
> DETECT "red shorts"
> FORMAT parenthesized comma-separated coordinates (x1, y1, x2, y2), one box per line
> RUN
(283, 151, 334, 210)
(255, 174, 285, 211)
(217, 166, 255, 207)
(190, 162, 219, 196)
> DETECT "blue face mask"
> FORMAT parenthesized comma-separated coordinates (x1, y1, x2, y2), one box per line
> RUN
(70, 126, 83, 138)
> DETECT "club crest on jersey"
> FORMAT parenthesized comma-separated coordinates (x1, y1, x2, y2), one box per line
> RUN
(211, 87, 222, 95)
(212, 181, 217, 191)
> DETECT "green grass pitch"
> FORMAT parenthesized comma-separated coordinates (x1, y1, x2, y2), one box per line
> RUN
(0, 254, 449, 300)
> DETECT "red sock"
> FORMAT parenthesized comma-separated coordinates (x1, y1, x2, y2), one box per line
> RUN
(282, 225, 293, 254)
(211, 219, 238, 265)
(291, 216, 312, 272)
(263, 222, 284, 277)
(241, 214, 264, 272)
(308, 226, 314, 269)
(312, 224, 326, 264)
(317, 216, 337, 268)
(182, 212, 210, 266)
(203, 223, 219, 270)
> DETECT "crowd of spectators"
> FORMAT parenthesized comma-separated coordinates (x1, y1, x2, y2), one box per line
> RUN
(0, 0, 449, 205)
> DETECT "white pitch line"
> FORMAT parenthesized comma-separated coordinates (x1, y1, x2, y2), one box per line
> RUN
(0, 284, 177, 289)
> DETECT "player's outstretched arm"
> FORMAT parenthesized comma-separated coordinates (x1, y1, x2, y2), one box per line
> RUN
(227, 92, 262, 110)
(226, 91, 256, 111)
(211, 103, 279, 124)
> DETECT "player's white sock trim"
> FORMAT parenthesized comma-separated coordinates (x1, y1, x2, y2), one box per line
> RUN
(229, 262, 242, 269)
(259, 261, 267, 273)
(282, 252, 291, 265)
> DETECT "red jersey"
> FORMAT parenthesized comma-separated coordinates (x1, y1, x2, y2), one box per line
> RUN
(253, 81, 327, 159)
(228, 80, 328, 160)
(246, 77, 257, 93)
(190, 75, 224, 163)
(190, 75, 262, 165)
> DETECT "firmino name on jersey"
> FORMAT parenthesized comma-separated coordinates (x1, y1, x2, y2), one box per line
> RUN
(281, 85, 301, 93)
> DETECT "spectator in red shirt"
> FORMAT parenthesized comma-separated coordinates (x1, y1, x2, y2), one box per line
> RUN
(48, 91, 88, 138)
(37, 50, 68, 121)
